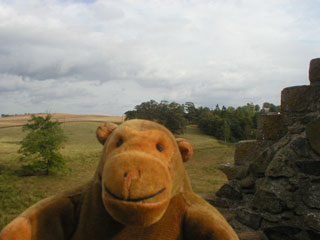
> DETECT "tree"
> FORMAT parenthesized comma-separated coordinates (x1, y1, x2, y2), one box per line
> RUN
(222, 119, 231, 142)
(214, 104, 220, 114)
(18, 114, 67, 175)
(124, 110, 137, 120)
(262, 102, 280, 113)
(161, 102, 187, 134)
(184, 102, 198, 124)
(197, 103, 262, 142)
(125, 100, 187, 134)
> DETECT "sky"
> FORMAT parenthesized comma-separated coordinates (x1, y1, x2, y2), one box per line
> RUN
(0, 0, 319, 116)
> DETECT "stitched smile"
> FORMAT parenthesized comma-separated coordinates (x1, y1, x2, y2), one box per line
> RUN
(104, 185, 166, 202)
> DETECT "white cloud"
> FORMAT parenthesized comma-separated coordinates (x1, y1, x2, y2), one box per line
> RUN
(0, 0, 319, 115)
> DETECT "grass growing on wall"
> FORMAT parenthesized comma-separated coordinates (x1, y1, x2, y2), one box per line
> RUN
(0, 121, 234, 230)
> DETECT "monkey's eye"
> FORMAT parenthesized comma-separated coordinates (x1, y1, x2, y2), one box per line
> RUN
(156, 143, 163, 152)
(116, 138, 123, 147)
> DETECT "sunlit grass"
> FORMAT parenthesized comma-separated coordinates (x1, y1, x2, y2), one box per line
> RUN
(182, 125, 234, 195)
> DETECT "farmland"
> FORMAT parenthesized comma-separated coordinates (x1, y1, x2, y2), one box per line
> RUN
(0, 114, 234, 229)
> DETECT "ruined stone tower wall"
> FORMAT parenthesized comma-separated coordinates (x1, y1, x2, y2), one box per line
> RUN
(213, 58, 320, 240)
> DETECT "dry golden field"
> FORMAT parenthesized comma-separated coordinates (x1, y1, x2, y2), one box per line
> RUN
(0, 113, 125, 128)
(0, 115, 234, 230)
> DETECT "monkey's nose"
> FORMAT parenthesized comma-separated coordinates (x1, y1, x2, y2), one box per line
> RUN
(122, 170, 140, 200)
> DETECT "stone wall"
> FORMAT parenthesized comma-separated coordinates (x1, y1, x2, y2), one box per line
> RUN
(211, 58, 320, 240)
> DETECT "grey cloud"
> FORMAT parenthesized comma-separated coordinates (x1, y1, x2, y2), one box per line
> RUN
(0, 0, 320, 115)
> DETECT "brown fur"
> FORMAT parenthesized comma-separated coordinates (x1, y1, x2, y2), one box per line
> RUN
(0, 119, 239, 240)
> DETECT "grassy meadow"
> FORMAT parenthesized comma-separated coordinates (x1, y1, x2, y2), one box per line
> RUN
(0, 117, 234, 230)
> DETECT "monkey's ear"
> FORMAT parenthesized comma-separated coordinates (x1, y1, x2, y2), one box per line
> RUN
(176, 138, 193, 162)
(96, 122, 118, 145)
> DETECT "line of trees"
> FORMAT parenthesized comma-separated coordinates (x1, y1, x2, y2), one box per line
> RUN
(196, 104, 260, 142)
(125, 100, 187, 134)
(125, 100, 280, 142)
(1, 113, 35, 118)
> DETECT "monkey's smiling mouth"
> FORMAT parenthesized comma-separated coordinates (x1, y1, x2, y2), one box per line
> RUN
(104, 185, 166, 202)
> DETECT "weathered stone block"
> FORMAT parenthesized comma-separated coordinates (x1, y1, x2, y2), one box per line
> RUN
(204, 195, 234, 208)
(307, 229, 320, 240)
(265, 146, 297, 178)
(254, 178, 266, 191)
(270, 133, 291, 152)
(234, 140, 257, 165)
(302, 112, 319, 125)
(234, 140, 272, 166)
(236, 208, 262, 230)
(263, 226, 302, 240)
(290, 137, 310, 158)
(237, 231, 267, 240)
(238, 175, 255, 189)
(287, 122, 306, 134)
(309, 58, 320, 86)
(296, 231, 317, 240)
(253, 178, 295, 213)
(236, 165, 249, 179)
(257, 114, 287, 141)
(249, 148, 275, 178)
(302, 181, 320, 209)
(282, 113, 303, 127)
(218, 163, 237, 180)
(296, 160, 320, 176)
(294, 202, 310, 216)
(306, 118, 320, 155)
(261, 212, 281, 223)
(305, 212, 320, 232)
(216, 181, 243, 201)
(252, 189, 284, 214)
(281, 85, 320, 113)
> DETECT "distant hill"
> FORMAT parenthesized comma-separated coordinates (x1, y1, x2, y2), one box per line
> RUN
(0, 113, 125, 128)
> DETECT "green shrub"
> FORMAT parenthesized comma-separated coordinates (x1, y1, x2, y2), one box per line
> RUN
(18, 114, 67, 175)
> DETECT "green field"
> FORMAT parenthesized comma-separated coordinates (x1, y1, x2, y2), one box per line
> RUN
(0, 122, 234, 229)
